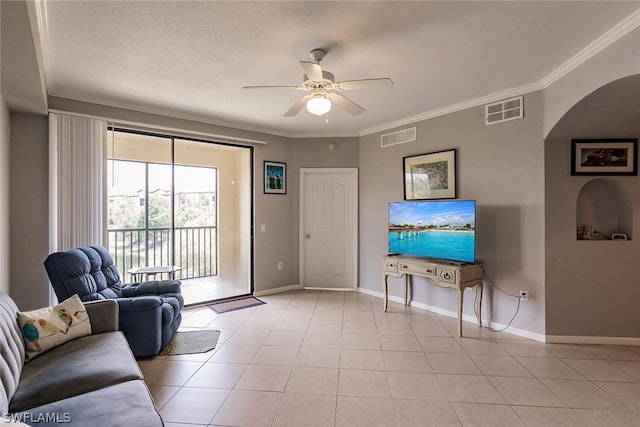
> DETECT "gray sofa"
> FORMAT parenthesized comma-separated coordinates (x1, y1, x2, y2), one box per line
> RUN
(0, 292, 163, 426)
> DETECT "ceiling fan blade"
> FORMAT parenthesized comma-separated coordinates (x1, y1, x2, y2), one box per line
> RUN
(334, 78, 394, 91)
(300, 61, 323, 82)
(284, 94, 313, 117)
(328, 92, 365, 116)
(241, 85, 304, 90)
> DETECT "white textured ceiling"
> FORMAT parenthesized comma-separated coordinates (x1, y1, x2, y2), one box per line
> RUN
(37, 1, 639, 137)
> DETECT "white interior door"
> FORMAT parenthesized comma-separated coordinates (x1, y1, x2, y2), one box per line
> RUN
(300, 168, 358, 289)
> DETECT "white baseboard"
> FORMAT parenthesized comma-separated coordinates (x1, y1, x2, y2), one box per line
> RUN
(546, 335, 640, 346)
(253, 284, 302, 297)
(356, 287, 385, 298)
(357, 287, 541, 343)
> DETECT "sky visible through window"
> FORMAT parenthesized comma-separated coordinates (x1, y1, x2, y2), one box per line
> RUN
(108, 160, 216, 196)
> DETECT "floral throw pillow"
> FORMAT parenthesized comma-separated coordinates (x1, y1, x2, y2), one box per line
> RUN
(17, 294, 92, 361)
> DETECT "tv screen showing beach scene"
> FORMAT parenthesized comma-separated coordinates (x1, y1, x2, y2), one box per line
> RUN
(388, 200, 476, 263)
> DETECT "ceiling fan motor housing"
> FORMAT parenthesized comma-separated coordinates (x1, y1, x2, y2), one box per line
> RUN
(303, 71, 335, 89)
(310, 48, 327, 63)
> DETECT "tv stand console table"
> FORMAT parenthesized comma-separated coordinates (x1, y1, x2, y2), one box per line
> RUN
(382, 254, 483, 337)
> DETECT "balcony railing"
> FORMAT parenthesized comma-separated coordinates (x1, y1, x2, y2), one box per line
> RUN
(108, 226, 217, 281)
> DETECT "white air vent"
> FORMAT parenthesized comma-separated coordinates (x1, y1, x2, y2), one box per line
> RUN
(381, 127, 417, 147)
(485, 96, 523, 125)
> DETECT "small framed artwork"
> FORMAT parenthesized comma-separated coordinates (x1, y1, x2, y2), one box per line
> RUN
(571, 139, 638, 176)
(403, 149, 457, 200)
(264, 161, 286, 194)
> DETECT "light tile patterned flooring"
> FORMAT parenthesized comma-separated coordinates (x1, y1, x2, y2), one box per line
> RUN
(139, 290, 640, 426)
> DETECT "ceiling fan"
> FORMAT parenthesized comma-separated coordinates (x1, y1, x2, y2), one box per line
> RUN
(242, 49, 394, 117)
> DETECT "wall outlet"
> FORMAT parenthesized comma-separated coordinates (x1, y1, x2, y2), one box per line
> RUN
(519, 290, 529, 302)
(277, 262, 283, 271)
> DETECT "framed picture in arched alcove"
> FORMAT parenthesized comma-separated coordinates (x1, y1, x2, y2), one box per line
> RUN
(571, 139, 637, 176)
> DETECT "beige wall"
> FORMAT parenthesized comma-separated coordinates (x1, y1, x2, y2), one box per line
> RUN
(0, 1, 8, 295)
(252, 137, 295, 290)
(545, 74, 640, 338)
(9, 113, 49, 309)
(359, 93, 547, 336)
(0, 96, 9, 295)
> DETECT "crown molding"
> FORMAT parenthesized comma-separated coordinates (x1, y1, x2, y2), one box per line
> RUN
(287, 131, 360, 139)
(48, 90, 292, 139)
(540, 8, 640, 88)
(359, 81, 544, 137)
(26, 0, 51, 95)
(49, 90, 363, 139)
(48, 108, 269, 146)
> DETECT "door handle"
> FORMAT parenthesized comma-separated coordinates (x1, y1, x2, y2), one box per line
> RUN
(305, 234, 311, 239)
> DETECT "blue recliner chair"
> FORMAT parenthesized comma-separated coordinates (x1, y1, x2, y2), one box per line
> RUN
(44, 245, 183, 358)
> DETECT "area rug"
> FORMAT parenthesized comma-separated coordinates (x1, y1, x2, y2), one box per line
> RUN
(208, 296, 266, 314)
(159, 329, 221, 356)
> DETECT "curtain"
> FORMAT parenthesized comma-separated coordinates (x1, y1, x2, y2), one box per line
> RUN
(49, 113, 108, 251)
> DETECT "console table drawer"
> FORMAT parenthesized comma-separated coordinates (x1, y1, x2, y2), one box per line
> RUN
(384, 258, 398, 273)
(437, 267, 457, 284)
(398, 260, 437, 276)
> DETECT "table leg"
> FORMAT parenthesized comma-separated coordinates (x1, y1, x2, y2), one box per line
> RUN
(457, 288, 463, 337)
(403, 275, 409, 306)
(383, 274, 389, 312)
(477, 283, 483, 328)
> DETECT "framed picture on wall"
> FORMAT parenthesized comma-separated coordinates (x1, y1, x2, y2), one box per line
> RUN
(403, 149, 457, 200)
(571, 139, 638, 176)
(264, 161, 286, 194)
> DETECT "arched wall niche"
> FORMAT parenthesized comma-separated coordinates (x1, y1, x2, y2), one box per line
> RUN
(576, 178, 632, 240)
(544, 73, 640, 338)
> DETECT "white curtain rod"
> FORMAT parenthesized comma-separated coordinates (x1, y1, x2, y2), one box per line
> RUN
(48, 109, 268, 146)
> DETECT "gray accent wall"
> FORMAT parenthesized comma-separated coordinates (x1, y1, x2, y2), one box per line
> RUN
(9, 113, 49, 309)
(0, 0, 7, 295)
(0, 96, 9, 295)
(545, 75, 640, 338)
(359, 93, 547, 335)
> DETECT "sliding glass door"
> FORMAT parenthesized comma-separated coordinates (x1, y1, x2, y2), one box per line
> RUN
(107, 130, 252, 305)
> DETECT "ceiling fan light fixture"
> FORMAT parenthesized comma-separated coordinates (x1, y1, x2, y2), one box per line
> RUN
(306, 94, 331, 116)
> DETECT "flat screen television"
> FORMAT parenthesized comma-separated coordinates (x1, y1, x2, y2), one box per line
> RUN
(388, 199, 476, 263)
